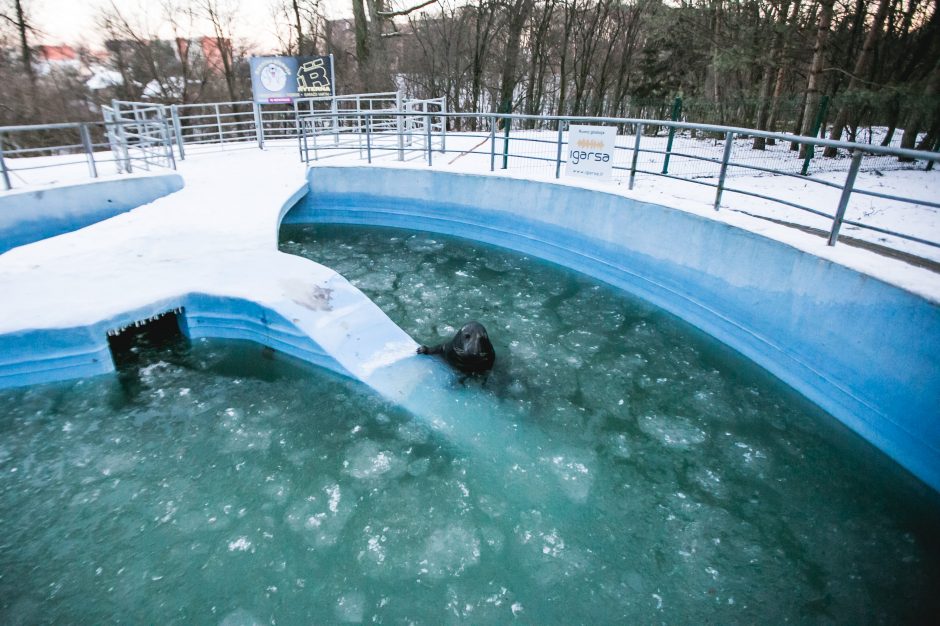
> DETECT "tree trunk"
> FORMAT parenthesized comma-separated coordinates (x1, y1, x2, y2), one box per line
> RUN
(497, 0, 535, 119)
(292, 0, 305, 55)
(710, 0, 722, 107)
(754, 0, 792, 150)
(799, 0, 835, 158)
(555, 0, 577, 120)
(14, 0, 35, 85)
(823, 0, 892, 155)
(352, 0, 371, 80)
(766, 0, 803, 145)
(899, 55, 940, 160)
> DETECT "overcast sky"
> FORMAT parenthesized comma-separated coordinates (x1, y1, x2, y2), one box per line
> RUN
(27, 0, 353, 52)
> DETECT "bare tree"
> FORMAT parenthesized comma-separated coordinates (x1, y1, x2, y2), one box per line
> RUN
(495, 0, 535, 115)
(798, 0, 836, 157)
(823, 0, 892, 154)
(199, 0, 241, 102)
(0, 0, 36, 85)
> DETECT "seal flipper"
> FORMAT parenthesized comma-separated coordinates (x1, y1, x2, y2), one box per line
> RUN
(417, 344, 444, 355)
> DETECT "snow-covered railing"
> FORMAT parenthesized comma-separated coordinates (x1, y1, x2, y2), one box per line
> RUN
(4, 100, 936, 261)
(103, 101, 176, 173)
(296, 94, 447, 162)
(298, 110, 940, 260)
(0, 116, 175, 190)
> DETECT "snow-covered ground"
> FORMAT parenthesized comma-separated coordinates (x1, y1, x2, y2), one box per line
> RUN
(2, 131, 939, 312)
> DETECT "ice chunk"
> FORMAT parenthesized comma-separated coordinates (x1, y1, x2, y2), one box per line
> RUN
(335, 592, 366, 623)
(284, 481, 355, 548)
(543, 452, 595, 503)
(637, 414, 707, 448)
(421, 524, 481, 579)
(219, 609, 263, 626)
(344, 440, 406, 481)
(605, 433, 632, 459)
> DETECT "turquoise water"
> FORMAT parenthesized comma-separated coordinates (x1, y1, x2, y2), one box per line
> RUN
(0, 224, 937, 624)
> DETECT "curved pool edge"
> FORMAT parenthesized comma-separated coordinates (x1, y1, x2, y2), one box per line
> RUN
(0, 174, 185, 254)
(284, 165, 940, 492)
(0, 165, 438, 407)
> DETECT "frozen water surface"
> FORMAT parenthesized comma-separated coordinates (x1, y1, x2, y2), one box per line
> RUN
(0, 225, 937, 624)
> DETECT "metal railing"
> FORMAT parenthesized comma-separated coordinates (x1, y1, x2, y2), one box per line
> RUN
(0, 117, 176, 190)
(298, 97, 447, 164)
(3, 98, 938, 263)
(297, 110, 940, 258)
(104, 100, 176, 173)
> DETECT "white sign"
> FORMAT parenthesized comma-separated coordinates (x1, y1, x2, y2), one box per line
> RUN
(565, 125, 617, 182)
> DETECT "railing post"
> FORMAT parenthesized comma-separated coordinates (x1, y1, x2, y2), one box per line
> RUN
(501, 115, 510, 170)
(0, 133, 11, 190)
(662, 96, 682, 175)
(253, 101, 264, 150)
(396, 91, 404, 161)
(357, 112, 363, 158)
(440, 99, 447, 154)
(366, 113, 373, 164)
(116, 118, 132, 174)
(555, 119, 565, 179)
(311, 115, 319, 161)
(294, 100, 302, 161)
(629, 123, 643, 190)
(713, 130, 734, 211)
(80, 124, 98, 179)
(426, 113, 433, 166)
(170, 105, 186, 160)
(828, 149, 864, 246)
(161, 115, 177, 171)
(490, 115, 496, 172)
(331, 94, 340, 146)
(301, 117, 310, 163)
(214, 103, 224, 145)
(801, 95, 829, 176)
(157, 105, 176, 170)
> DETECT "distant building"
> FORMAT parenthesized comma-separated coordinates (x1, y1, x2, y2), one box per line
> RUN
(176, 36, 231, 73)
(35, 44, 80, 75)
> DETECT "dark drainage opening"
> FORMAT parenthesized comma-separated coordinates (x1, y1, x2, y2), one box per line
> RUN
(107, 308, 188, 399)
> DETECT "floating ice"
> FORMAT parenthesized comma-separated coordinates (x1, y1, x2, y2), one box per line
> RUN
(543, 452, 595, 503)
(343, 440, 405, 481)
(284, 480, 356, 548)
(335, 592, 366, 623)
(420, 524, 481, 579)
(219, 608, 264, 626)
(638, 414, 707, 448)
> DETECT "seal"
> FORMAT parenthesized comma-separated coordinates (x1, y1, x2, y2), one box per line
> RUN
(417, 321, 496, 374)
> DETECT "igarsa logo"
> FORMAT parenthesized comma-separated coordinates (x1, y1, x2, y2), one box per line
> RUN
(565, 125, 616, 182)
(569, 150, 611, 165)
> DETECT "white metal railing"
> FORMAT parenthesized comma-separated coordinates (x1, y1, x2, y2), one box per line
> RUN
(104, 100, 176, 173)
(297, 110, 940, 258)
(4, 96, 938, 263)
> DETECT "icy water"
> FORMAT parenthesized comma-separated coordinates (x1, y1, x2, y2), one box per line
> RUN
(0, 227, 937, 625)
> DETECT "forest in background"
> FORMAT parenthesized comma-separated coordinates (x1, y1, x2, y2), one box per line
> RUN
(1, 0, 938, 151)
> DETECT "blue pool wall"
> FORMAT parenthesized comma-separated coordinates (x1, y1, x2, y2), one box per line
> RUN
(0, 293, 352, 390)
(285, 165, 940, 491)
(0, 174, 183, 253)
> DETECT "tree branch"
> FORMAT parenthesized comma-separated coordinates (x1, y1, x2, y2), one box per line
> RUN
(377, 0, 438, 17)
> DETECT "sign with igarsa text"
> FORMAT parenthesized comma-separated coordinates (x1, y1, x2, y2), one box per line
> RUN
(565, 125, 617, 182)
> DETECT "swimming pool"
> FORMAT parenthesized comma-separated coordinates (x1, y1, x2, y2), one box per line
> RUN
(2, 223, 936, 622)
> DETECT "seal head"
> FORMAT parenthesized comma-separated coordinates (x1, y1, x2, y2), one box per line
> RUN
(417, 321, 496, 374)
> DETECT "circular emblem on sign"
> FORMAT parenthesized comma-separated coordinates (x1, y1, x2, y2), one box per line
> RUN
(259, 62, 289, 91)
